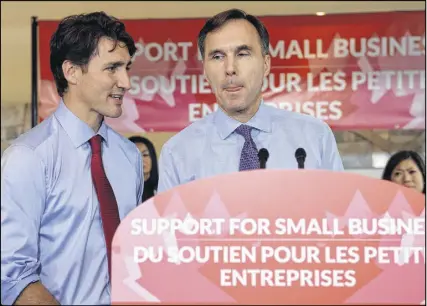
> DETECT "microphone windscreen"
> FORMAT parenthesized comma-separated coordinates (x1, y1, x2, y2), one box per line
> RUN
(258, 148, 269, 160)
(295, 148, 306, 159)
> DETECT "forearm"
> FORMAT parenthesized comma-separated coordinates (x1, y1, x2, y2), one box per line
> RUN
(14, 281, 59, 305)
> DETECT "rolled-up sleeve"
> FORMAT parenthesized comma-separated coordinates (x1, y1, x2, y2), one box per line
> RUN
(1, 145, 46, 305)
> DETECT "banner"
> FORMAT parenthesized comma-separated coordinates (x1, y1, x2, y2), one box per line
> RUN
(37, 11, 426, 132)
(111, 169, 425, 304)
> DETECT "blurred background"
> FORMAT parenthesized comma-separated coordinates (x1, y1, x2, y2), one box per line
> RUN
(1, 1, 425, 178)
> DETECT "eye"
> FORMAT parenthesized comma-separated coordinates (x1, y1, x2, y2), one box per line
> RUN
(238, 52, 250, 57)
(212, 54, 224, 60)
(106, 66, 117, 72)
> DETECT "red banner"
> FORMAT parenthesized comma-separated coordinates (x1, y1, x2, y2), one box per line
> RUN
(38, 11, 425, 132)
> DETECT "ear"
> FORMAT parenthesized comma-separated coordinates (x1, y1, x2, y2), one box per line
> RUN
(62, 60, 82, 86)
(263, 54, 271, 77)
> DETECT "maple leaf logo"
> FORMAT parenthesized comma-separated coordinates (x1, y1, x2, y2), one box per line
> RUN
(128, 38, 189, 107)
(131, 38, 210, 131)
(112, 190, 252, 304)
(346, 31, 425, 129)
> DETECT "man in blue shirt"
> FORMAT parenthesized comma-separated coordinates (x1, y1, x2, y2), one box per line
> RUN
(158, 9, 344, 193)
(1, 12, 143, 305)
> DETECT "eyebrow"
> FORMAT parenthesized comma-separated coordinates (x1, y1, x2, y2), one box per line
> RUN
(394, 167, 416, 172)
(236, 44, 253, 53)
(104, 60, 132, 68)
(207, 44, 253, 58)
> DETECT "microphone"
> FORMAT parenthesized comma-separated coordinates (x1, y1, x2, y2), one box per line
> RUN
(258, 148, 269, 169)
(295, 148, 306, 169)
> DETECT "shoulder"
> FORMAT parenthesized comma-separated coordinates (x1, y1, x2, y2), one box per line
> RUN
(105, 125, 140, 159)
(9, 116, 57, 152)
(161, 112, 214, 153)
(3, 116, 59, 169)
(266, 105, 333, 137)
(2, 140, 48, 180)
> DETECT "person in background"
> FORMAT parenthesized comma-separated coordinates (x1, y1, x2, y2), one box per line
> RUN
(1, 12, 143, 305)
(129, 136, 159, 202)
(157, 8, 343, 193)
(382, 150, 426, 194)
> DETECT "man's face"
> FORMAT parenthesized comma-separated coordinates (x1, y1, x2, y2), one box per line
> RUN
(203, 19, 271, 118)
(74, 37, 132, 118)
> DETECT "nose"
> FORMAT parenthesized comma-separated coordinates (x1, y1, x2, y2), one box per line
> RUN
(225, 57, 237, 76)
(117, 69, 131, 91)
(403, 172, 412, 183)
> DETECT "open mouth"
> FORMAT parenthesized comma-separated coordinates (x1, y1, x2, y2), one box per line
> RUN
(109, 94, 124, 101)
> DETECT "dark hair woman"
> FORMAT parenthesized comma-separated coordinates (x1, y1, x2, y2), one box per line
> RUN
(129, 136, 159, 202)
(382, 150, 426, 194)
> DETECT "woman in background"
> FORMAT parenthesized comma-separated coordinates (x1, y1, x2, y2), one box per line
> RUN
(382, 150, 425, 194)
(129, 136, 159, 202)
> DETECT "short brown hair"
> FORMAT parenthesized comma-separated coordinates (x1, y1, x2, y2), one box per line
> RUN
(197, 9, 270, 59)
(50, 11, 136, 97)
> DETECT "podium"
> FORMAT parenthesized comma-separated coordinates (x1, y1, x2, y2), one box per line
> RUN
(111, 169, 425, 305)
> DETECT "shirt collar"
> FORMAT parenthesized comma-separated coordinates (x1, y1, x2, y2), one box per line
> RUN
(54, 100, 109, 148)
(213, 102, 273, 140)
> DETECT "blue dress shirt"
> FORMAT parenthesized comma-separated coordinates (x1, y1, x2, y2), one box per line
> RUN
(1, 101, 143, 305)
(158, 103, 343, 193)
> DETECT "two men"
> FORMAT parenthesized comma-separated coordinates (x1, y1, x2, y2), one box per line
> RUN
(1, 8, 343, 305)
(157, 9, 343, 192)
(1, 12, 143, 305)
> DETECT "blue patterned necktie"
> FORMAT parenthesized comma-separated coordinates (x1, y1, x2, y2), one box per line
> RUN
(235, 124, 260, 171)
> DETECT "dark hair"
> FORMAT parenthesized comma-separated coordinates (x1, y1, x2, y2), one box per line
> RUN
(50, 11, 136, 97)
(197, 8, 270, 59)
(382, 150, 426, 193)
(129, 136, 159, 201)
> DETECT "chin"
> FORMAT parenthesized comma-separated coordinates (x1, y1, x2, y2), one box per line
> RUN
(104, 105, 123, 118)
(228, 103, 250, 113)
(220, 99, 244, 111)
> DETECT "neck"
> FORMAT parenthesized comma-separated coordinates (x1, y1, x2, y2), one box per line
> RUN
(62, 93, 103, 132)
(144, 173, 150, 181)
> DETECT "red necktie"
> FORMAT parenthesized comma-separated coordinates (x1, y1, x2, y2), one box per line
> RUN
(89, 135, 121, 278)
